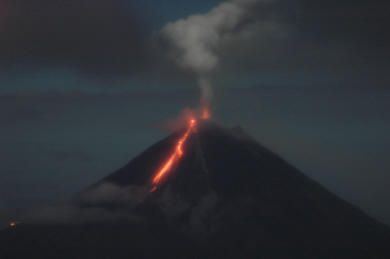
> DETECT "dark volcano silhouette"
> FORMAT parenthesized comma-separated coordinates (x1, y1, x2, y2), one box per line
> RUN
(1, 122, 389, 258)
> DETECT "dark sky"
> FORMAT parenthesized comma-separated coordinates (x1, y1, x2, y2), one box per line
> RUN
(0, 0, 389, 225)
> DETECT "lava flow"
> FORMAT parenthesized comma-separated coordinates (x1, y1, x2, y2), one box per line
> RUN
(150, 118, 197, 192)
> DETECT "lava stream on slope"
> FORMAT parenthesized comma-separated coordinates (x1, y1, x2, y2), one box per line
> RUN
(150, 118, 197, 192)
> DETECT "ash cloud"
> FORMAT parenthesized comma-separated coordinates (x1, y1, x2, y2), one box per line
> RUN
(216, 0, 390, 86)
(160, 0, 390, 90)
(160, 0, 270, 101)
(0, 0, 149, 74)
(0, 0, 388, 86)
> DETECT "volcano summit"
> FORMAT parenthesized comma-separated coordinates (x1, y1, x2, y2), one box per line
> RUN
(1, 122, 390, 258)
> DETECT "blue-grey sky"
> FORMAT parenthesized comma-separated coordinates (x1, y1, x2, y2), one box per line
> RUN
(0, 0, 389, 225)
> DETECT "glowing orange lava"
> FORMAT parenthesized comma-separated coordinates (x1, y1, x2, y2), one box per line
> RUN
(151, 118, 197, 191)
(9, 221, 17, 228)
(201, 107, 211, 120)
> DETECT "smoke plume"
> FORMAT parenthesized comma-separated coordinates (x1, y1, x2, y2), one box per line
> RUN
(161, 0, 263, 102)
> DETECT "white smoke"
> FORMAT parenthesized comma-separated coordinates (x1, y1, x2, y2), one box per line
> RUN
(78, 183, 149, 206)
(25, 203, 140, 224)
(161, 0, 264, 101)
(20, 183, 149, 225)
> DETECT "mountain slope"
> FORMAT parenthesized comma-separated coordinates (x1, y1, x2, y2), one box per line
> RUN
(1, 122, 389, 258)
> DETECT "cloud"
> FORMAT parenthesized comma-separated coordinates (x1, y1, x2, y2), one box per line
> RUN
(25, 203, 140, 224)
(21, 182, 148, 224)
(215, 0, 390, 83)
(292, 0, 390, 48)
(77, 182, 149, 207)
(160, 0, 272, 100)
(1, 0, 388, 89)
(161, 0, 276, 73)
(0, 0, 149, 74)
(158, 0, 390, 89)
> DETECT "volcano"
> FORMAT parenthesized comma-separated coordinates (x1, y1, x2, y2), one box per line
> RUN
(1, 122, 390, 258)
